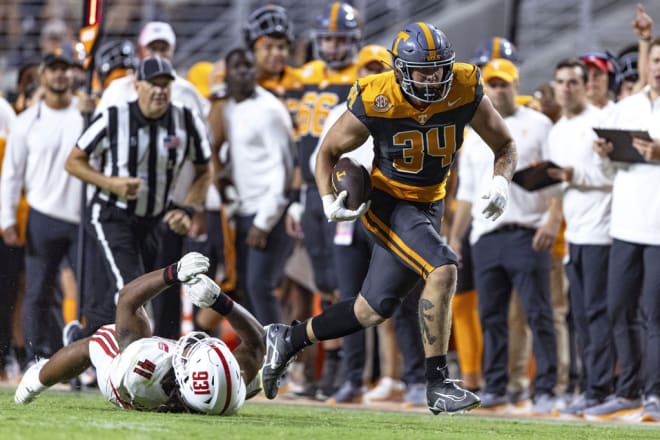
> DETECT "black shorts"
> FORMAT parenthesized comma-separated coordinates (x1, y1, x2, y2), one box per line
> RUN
(359, 189, 457, 313)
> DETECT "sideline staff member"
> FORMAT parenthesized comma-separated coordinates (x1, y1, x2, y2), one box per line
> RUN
(65, 56, 211, 331)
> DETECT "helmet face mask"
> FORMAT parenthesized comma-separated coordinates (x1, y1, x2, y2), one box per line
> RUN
(173, 332, 246, 415)
(394, 57, 454, 103)
(312, 2, 362, 69)
(244, 5, 294, 48)
(95, 40, 138, 86)
(392, 22, 455, 103)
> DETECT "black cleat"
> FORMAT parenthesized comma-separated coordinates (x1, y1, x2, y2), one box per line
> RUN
(427, 378, 481, 415)
(261, 324, 297, 399)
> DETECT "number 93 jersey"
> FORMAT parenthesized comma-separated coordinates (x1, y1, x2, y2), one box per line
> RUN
(348, 63, 483, 203)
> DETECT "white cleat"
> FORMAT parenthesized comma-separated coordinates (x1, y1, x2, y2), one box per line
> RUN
(15, 359, 48, 405)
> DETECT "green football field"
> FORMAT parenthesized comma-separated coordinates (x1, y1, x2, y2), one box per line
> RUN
(1, 388, 658, 440)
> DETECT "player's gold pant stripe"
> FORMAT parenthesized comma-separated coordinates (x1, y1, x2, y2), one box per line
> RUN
(362, 209, 433, 279)
(365, 210, 434, 276)
(417, 22, 436, 59)
(493, 36, 501, 59)
(361, 213, 427, 279)
(329, 2, 341, 31)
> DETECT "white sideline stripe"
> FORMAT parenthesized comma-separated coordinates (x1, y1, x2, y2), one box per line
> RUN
(91, 202, 125, 293)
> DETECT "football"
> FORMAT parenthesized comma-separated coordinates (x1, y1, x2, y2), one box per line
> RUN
(331, 157, 372, 210)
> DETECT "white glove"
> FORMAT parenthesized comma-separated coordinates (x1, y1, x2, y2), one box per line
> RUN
(176, 252, 210, 283)
(481, 175, 509, 221)
(183, 274, 220, 308)
(322, 191, 370, 222)
(287, 201, 304, 224)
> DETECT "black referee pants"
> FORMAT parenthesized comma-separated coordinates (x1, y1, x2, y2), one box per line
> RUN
(86, 201, 160, 331)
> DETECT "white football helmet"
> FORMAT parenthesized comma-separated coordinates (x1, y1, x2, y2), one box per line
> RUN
(173, 332, 246, 415)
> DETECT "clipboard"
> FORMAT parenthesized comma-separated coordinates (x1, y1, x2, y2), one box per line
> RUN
(592, 128, 650, 163)
(512, 161, 562, 191)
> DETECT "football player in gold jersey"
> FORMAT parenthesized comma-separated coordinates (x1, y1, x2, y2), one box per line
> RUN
(244, 5, 303, 120)
(289, 2, 362, 399)
(261, 22, 518, 415)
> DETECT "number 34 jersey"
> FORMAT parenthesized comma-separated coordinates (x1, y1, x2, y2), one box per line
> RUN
(348, 63, 483, 203)
(89, 325, 177, 411)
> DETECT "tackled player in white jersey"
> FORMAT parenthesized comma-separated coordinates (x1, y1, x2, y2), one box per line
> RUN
(15, 252, 265, 415)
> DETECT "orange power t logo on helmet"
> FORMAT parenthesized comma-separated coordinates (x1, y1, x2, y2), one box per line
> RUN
(392, 31, 410, 56)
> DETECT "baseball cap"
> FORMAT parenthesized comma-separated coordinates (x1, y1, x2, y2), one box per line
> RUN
(482, 58, 519, 83)
(137, 56, 175, 82)
(579, 52, 614, 73)
(42, 45, 77, 67)
(138, 21, 176, 48)
(357, 44, 391, 69)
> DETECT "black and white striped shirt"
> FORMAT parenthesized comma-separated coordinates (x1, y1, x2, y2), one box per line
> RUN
(76, 100, 210, 217)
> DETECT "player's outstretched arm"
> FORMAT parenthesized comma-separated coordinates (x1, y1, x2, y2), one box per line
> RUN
(115, 252, 210, 350)
(183, 275, 265, 384)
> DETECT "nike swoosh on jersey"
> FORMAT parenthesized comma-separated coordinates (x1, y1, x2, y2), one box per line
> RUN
(448, 97, 462, 107)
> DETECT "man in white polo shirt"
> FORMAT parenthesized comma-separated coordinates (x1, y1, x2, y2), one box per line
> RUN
(545, 57, 615, 417)
(451, 58, 560, 415)
(1, 48, 84, 364)
(586, 37, 660, 423)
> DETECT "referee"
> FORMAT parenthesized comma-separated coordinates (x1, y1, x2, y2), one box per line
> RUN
(65, 56, 211, 334)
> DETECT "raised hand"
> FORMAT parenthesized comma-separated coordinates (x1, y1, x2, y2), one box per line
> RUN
(183, 274, 221, 308)
(176, 252, 210, 283)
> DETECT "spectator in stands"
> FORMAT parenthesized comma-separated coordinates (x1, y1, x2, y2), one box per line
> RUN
(39, 19, 73, 56)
